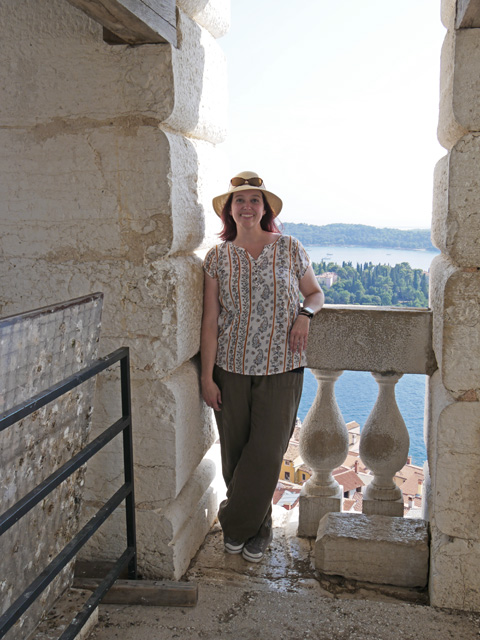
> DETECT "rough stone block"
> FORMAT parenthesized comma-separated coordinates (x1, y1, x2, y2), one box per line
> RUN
(166, 9, 227, 143)
(421, 460, 431, 521)
(429, 525, 480, 611)
(432, 134, 480, 267)
(362, 497, 404, 517)
(429, 257, 480, 395)
(297, 488, 343, 538)
(438, 27, 480, 148)
(83, 360, 215, 509)
(0, 2, 227, 143)
(136, 456, 218, 579)
(177, 0, 230, 38)
(133, 361, 215, 504)
(431, 154, 449, 253)
(306, 306, 435, 375)
(186, 137, 225, 254)
(438, 30, 469, 150)
(0, 255, 204, 376)
(441, 0, 456, 30)
(315, 513, 429, 588)
(78, 450, 218, 580)
(424, 369, 455, 487)
(431, 402, 480, 540)
(0, 127, 208, 262)
(0, 0, 174, 125)
(453, 29, 480, 132)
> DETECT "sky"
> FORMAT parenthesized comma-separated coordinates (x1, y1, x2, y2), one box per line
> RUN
(218, 0, 446, 230)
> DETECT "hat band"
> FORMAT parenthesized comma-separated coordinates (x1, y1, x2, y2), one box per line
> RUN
(230, 177, 264, 187)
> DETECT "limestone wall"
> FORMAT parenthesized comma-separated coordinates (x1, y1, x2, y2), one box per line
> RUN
(427, 0, 480, 611)
(0, 0, 229, 580)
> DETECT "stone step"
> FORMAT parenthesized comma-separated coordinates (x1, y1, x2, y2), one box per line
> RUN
(315, 513, 429, 588)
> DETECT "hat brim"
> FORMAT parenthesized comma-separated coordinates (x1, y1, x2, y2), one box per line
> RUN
(212, 185, 283, 217)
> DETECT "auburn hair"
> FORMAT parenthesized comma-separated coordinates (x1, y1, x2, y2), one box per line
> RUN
(218, 193, 281, 241)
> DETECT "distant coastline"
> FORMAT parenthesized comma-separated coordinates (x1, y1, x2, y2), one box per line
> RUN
(282, 222, 437, 252)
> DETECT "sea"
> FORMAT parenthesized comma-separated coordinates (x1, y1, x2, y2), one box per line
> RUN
(298, 245, 440, 467)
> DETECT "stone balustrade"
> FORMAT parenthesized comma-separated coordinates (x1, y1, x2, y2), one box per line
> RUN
(298, 305, 436, 537)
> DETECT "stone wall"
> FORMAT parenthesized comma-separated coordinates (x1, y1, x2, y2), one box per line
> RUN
(427, 0, 480, 611)
(0, 0, 229, 580)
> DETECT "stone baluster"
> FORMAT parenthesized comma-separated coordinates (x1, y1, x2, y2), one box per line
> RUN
(298, 370, 349, 537)
(360, 372, 410, 517)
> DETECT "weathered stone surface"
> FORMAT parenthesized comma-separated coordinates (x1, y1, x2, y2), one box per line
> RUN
(189, 137, 225, 253)
(315, 513, 429, 588)
(0, 0, 174, 125)
(298, 491, 343, 538)
(438, 27, 480, 148)
(438, 30, 470, 150)
(133, 362, 215, 504)
(431, 154, 449, 254)
(432, 134, 480, 266)
(430, 402, 480, 540)
(429, 526, 480, 611)
(177, 0, 230, 39)
(429, 257, 480, 395)
(32, 587, 98, 640)
(136, 456, 218, 579)
(0, 127, 209, 263)
(166, 9, 227, 143)
(441, 0, 456, 30)
(78, 451, 218, 580)
(0, 2, 226, 143)
(421, 460, 431, 521)
(456, 0, 480, 28)
(424, 369, 455, 488)
(306, 306, 435, 375)
(362, 497, 404, 517)
(453, 29, 480, 131)
(83, 358, 214, 511)
(0, 255, 204, 376)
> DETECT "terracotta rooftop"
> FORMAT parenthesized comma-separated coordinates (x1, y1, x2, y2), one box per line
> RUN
(333, 468, 364, 492)
(346, 420, 361, 432)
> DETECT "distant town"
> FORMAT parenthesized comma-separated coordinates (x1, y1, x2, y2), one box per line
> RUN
(313, 260, 429, 307)
(274, 419, 424, 517)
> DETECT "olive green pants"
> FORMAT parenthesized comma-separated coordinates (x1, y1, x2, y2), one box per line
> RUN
(213, 365, 304, 542)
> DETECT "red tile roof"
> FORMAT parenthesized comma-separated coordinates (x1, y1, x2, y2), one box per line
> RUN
(333, 469, 364, 492)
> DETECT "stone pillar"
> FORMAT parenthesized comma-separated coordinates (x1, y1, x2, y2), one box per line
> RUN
(427, 0, 480, 611)
(0, 0, 229, 580)
(298, 370, 349, 537)
(360, 372, 409, 517)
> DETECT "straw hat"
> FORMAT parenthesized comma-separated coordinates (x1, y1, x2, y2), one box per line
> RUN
(212, 171, 283, 217)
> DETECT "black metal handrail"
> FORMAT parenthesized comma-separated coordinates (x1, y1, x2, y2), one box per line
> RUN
(0, 347, 136, 640)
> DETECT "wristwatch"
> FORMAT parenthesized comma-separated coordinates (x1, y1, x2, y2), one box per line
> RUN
(299, 306, 314, 319)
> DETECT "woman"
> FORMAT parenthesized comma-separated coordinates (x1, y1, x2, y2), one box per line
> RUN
(201, 171, 324, 563)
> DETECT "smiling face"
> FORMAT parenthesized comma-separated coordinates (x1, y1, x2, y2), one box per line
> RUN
(230, 189, 265, 230)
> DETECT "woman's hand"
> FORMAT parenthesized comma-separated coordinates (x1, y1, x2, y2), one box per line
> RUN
(201, 377, 222, 411)
(289, 314, 311, 355)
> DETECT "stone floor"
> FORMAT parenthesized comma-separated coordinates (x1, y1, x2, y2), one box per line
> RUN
(87, 507, 480, 640)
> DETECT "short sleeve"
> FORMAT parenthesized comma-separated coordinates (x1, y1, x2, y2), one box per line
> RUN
(294, 238, 311, 279)
(203, 246, 218, 278)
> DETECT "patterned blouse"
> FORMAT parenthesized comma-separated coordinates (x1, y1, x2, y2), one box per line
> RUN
(203, 235, 311, 375)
